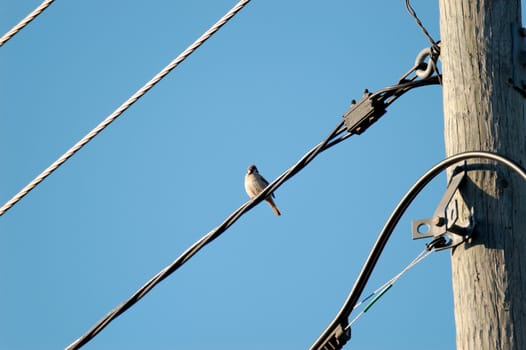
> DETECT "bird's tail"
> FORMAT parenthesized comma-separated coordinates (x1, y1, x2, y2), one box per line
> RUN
(266, 198, 281, 216)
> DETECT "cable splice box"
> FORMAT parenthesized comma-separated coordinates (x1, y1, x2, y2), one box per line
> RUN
(343, 91, 386, 135)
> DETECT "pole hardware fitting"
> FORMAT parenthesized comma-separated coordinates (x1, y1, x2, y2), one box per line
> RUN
(411, 164, 475, 251)
(311, 46, 443, 350)
(342, 46, 441, 137)
(343, 89, 387, 135)
(414, 46, 438, 79)
(316, 322, 351, 350)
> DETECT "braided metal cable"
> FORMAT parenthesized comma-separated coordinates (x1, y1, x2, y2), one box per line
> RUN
(405, 0, 439, 49)
(0, 0, 251, 217)
(0, 0, 55, 47)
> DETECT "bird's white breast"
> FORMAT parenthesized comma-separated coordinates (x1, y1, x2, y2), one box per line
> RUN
(245, 173, 262, 197)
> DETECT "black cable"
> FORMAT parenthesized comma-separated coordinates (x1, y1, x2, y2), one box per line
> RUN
(66, 54, 441, 350)
(65, 120, 346, 350)
(309, 151, 526, 350)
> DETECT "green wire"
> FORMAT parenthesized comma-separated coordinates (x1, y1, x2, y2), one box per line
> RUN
(363, 284, 393, 313)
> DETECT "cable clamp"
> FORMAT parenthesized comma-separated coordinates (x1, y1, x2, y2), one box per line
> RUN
(343, 46, 441, 136)
(316, 322, 351, 350)
(342, 89, 386, 135)
(411, 164, 475, 251)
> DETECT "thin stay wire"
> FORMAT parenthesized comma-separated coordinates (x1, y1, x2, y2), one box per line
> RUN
(0, 0, 251, 217)
(0, 0, 55, 47)
(65, 120, 346, 350)
(405, 0, 439, 49)
(347, 247, 433, 329)
(405, 0, 442, 86)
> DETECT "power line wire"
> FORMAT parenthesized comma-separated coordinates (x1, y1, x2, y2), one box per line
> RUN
(65, 119, 346, 350)
(0, 0, 251, 217)
(0, 0, 55, 47)
(64, 49, 441, 350)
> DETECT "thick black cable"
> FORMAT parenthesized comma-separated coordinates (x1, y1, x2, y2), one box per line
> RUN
(65, 120, 345, 350)
(309, 151, 526, 350)
(66, 56, 440, 350)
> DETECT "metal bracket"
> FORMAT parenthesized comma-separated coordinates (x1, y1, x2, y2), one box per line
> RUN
(411, 165, 475, 251)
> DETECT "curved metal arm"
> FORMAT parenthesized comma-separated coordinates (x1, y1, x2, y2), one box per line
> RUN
(309, 151, 526, 350)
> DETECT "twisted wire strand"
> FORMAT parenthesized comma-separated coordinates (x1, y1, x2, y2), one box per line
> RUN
(65, 51, 440, 349)
(347, 248, 433, 328)
(352, 249, 430, 310)
(405, 0, 439, 49)
(0, 0, 251, 217)
(0, 0, 55, 47)
(64, 120, 346, 350)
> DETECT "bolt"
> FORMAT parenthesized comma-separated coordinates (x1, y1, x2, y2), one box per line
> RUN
(434, 216, 446, 227)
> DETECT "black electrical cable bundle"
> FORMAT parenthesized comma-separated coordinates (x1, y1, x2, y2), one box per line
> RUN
(66, 51, 442, 350)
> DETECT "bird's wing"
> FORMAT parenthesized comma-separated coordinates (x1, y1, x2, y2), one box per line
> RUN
(259, 174, 275, 198)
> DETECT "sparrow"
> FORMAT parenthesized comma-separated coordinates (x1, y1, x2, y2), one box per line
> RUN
(244, 164, 281, 216)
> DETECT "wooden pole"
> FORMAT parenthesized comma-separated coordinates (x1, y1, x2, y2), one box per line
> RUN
(439, 0, 526, 349)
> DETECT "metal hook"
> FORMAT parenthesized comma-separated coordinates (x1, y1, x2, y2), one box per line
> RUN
(414, 47, 436, 79)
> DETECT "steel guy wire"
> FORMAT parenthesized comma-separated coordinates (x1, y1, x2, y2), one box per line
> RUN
(64, 119, 346, 350)
(0, 0, 251, 217)
(0, 0, 55, 47)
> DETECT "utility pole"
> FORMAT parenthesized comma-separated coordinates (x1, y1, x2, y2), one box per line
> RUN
(439, 1, 526, 349)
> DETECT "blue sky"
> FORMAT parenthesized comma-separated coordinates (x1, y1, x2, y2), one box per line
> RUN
(1, 1, 519, 349)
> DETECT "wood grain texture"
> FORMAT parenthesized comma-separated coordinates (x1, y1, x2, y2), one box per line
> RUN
(439, 0, 526, 349)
